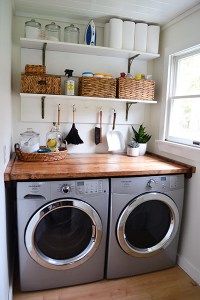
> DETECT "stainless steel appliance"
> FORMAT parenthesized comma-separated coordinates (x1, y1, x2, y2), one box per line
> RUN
(17, 179, 109, 291)
(107, 175, 184, 279)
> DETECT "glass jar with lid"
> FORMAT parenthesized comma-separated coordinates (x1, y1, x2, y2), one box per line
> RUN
(20, 128, 40, 153)
(45, 22, 61, 41)
(64, 24, 80, 44)
(46, 123, 62, 152)
(25, 19, 41, 39)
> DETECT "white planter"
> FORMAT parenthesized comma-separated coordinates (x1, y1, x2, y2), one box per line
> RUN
(139, 143, 147, 155)
(127, 147, 139, 157)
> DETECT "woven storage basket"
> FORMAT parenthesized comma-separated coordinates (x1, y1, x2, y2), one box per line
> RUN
(79, 77, 116, 98)
(117, 78, 155, 100)
(21, 74, 61, 94)
(15, 146, 68, 162)
(25, 64, 46, 75)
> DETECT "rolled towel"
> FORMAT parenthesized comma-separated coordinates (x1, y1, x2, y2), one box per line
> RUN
(122, 21, 135, 50)
(134, 23, 148, 52)
(109, 18, 123, 49)
(146, 25, 160, 54)
(104, 23, 110, 47)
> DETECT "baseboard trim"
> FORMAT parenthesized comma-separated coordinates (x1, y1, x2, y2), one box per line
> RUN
(178, 254, 200, 285)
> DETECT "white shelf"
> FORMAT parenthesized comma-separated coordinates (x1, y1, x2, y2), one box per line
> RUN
(20, 38, 160, 61)
(20, 93, 157, 104)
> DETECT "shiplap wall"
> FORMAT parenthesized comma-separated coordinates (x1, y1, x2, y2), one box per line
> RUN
(13, 15, 153, 153)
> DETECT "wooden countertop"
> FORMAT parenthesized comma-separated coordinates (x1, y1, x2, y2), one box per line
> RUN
(4, 153, 195, 181)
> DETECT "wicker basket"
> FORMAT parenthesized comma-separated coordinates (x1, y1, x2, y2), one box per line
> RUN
(117, 78, 155, 100)
(15, 145, 68, 162)
(21, 74, 61, 94)
(79, 77, 116, 98)
(25, 64, 46, 75)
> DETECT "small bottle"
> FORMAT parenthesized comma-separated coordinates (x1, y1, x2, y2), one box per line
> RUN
(46, 123, 62, 152)
(64, 69, 75, 96)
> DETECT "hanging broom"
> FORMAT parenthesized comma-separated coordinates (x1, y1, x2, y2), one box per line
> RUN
(65, 105, 84, 145)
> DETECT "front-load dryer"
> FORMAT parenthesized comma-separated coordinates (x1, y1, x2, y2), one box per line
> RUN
(107, 175, 184, 279)
(17, 179, 109, 291)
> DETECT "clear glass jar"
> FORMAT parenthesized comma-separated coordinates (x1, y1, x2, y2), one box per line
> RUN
(46, 123, 62, 152)
(25, 19, 41, 39)
(20, 128, 40, 153)
(64, 24, 79, 44)
(45, 22, 61, 41)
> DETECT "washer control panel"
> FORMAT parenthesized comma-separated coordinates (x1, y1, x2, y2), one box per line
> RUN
(76, 180, 104, 194)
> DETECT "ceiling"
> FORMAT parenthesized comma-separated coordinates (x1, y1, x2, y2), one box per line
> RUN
(14, 0, 200, 25)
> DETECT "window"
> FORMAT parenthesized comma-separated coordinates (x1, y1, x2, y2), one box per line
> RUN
(166, 47, 200, 147)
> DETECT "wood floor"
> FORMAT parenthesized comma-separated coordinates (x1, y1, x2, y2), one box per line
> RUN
(14, 267, 200, 300)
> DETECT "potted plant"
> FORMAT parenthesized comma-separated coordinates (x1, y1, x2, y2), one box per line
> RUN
(127, 141, 139, 157)
(131, 124, 151, 155)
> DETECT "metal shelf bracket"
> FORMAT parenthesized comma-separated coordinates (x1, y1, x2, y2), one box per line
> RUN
(128, 54, 140, 73)
(126, 102, 137, 121)
(42, 42, 47, 66)
(41, 96, 45, 119)
(126, 53, 140, 120)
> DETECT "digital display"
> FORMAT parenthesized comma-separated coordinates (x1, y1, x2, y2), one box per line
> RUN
(161, 177, 166, 181)
(77, 182, 84, 186)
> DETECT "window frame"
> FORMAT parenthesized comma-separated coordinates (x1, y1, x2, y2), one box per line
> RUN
(165, 46, 200, 148)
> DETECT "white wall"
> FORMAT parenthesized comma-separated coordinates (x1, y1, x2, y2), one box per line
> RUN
(150, 8, 200, 284)
(0, 0, 12, 299)
(12, 16, 153, 153)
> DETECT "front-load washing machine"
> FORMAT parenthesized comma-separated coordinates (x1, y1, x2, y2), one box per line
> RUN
(107, 175, 184, 279)
(17, 179, 109, 291)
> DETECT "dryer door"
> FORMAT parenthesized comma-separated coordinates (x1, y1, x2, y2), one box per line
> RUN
(25, 199, 102, 270)
(117, 192, 179, 257)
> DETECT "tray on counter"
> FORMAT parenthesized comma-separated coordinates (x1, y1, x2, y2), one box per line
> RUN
(15, 144, 68, 162)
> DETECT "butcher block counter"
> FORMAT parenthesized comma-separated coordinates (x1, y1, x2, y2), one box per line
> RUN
(4, 153, 195, 182)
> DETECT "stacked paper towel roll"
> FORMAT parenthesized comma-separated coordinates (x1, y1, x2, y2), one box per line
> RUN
(104, 19, 160, 54)
(134, 23, 148, 52)
(146, 25, 160, 54)
(122, 21, 135, 50)
(109, 18, 123, 49)
(104, 23, 110, 47)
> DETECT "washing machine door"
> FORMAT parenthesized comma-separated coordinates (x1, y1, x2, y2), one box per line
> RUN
(25, 199, 102, 270)
(117, 192, 179, 257)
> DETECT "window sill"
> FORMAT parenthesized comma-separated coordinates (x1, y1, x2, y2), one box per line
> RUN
(155, 140, 200, 162)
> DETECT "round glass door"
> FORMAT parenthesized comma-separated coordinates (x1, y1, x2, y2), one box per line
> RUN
(117, 192, 179, 257)
(25, 199, 102, 270)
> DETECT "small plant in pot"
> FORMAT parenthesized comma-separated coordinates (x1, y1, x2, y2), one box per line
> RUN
(131, 124, 151, 156)
(127, 141, 140, 157)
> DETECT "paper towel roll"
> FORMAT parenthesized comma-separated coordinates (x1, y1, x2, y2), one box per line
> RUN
(134, 23, 148, 52)
(104, 23, 110, 47)
(122, 21, 135, 50)
(109, 18, 123, 49)
(146, 25, 160, 54)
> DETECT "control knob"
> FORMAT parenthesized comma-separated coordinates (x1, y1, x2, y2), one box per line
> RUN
(147, 179, 156, 189)
(61, 185, 71, 194)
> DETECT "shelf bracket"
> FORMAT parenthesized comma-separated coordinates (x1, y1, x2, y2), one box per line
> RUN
(41, 96, 45, 119)
(128, 54, 140, 73)
(126, 102, 137, 121)
(42, 42, 47, 66)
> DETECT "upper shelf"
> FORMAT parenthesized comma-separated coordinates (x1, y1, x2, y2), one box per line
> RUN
(20, 38, 160, 61)
(20, 93, 157, 104)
